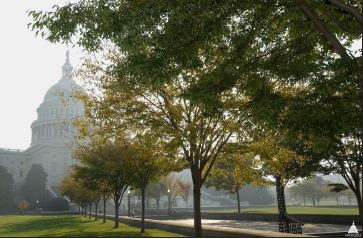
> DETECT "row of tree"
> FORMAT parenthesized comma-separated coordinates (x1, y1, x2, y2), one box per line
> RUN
(288, 176, 356, 206)
(29, 0, 362, 236)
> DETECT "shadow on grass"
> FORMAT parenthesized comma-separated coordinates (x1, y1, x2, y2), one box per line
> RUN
(0, 216, 155, 237)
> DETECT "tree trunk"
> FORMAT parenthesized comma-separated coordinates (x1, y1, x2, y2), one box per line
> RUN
(236, 188, 241, 214)
(78, 205, 81, 215)
(275, 176, 289, 233)
(312, 197, 316, 207)
(141, 186, 146, 233)
(156, 195, 160, 210)
(88, 203, 92, 219)
(114, 198, 120, 229)
(103, 195, 107, 223)
(360, 9, 363, 231)
(336, 197, 339, 205)
(303, 196, 306, 206)
(192, 173, 202, 237)
(94, 200, 99, 221)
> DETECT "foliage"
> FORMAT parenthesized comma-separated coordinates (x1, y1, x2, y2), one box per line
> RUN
(22, 164, 48, 208)
(205, 150, 265, 192)
(47, 197, 69, 211)
(177, 179, 192, 208)
(0, 166, 14, 211)
(17, 200, 29, 211)
(288, 176, 330, 206)
(146, 182, 167, 209)
(238, 185, 275, 206)
(73, 139, 130, 228)
(328, 183, 349, 193)
(249, 134, 310, 185)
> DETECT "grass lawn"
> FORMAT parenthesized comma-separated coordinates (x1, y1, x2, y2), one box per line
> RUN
(205, 206, 359, 215)
(0, 215, 183, 237)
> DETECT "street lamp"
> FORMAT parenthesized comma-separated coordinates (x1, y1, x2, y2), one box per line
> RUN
(36, 200, 39, 208)
(167, 189, 171, 216)
(127, 190, 131, 217)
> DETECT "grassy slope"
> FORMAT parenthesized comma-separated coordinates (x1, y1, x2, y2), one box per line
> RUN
(0, 215, 183, 237)
(206, 206, 359, 215)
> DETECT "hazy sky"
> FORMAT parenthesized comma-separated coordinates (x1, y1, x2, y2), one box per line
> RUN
(0, 1, 81, 149)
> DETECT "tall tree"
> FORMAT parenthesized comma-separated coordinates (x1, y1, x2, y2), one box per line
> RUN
(71, 51, 243, 236)
(0, 166, 14, 212)
(73, 139, 130, 228)
(22, 164, 48, 208)
(250, 133, 311, 233)
(127, 133, 173, 233)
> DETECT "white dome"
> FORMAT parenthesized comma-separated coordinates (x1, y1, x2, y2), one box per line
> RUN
(30, 51, 85, 147)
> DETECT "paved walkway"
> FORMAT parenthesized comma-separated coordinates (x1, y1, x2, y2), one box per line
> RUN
(163, 219, 349, 234)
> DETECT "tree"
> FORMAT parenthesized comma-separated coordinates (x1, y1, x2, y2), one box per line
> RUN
(127, 133, 173, 233)
(321, 137, 362, 214)
(329, 183, 349, 205)
(47, 197, 69, 211)
(22, 164, 48, 208)
(205, 149, 265, 213)
(0, 166, 14, 212)
(288, 176, 329, 207)
(60, 171, 90, 216)
(177, 179, 192, 208)
(71, 50, 242, 236)
(250, 133, 311, 233)
(73, 139, 130, 228)
(162, 175, 181, 209)
(18, 200, 29, 214)
(146, 182, 167, 210)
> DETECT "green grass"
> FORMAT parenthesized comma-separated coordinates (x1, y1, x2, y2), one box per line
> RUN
(0, 215, 183, 237)
(205, 206, 359, 215)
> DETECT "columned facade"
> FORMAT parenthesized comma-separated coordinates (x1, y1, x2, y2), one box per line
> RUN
(0, 51, 84, 188)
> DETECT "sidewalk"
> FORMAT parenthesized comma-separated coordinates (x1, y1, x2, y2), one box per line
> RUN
(163, 218, 350, 234)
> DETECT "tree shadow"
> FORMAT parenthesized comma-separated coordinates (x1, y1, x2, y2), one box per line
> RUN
(0, 216, 173, 237)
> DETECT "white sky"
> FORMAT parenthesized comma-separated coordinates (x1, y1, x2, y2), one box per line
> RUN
(0, 0, 81, 149)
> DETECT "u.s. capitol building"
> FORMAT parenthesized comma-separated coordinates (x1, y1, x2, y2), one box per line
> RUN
(0, 51, 84, 188)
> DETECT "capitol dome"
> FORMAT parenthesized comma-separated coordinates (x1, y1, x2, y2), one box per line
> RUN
(30, 51, 84, 147)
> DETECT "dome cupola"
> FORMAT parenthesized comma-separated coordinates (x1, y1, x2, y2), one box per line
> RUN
(30, 51, 84, 147)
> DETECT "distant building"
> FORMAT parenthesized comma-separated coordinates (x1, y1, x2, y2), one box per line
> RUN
(0, 51, 84, 188)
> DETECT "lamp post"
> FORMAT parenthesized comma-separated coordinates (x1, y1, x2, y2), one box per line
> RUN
(167, 189, 171, 216)
(127, 190, 131, 217)
(36, 200, 39, 209)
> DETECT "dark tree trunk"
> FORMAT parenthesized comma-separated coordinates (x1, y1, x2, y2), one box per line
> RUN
(88, 203, 92, 219)
(312, 197, 316, 207)
(94, 200, 99, 221)
(192, 171, 202, 237)
(303, 196, 306, 206)
(78, 205, 81, 215)
(360, 10, 363, 230)
(275, 176, 289, 233)
(236, 188, 241, 213)
(114, 195, 120, 229)
(156, 195, 160, 210)
(336, 197, 339, 205)
(103, 195, 107, 223)
(141, 186, 146, 233)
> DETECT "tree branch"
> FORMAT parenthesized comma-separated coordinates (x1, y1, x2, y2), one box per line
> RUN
(297, 0, 351, 60)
